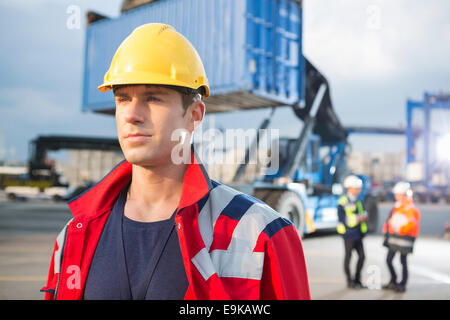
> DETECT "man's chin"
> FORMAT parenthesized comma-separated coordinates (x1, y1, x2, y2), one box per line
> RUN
(124, 151, 171, 168)
(125, 156, 155, 167)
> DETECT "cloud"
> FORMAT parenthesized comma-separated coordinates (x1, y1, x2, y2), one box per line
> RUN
(0, 0, 123, 161)
(304, 0, 450, 80)
(0, 86, 117, 161)
(0, 0, 122, 16)
(301, 0, 450, 133)
(1, 0, 449, 162)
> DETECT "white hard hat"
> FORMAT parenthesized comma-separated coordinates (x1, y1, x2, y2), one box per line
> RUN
(343, 175, 362, 189)
(392, 181, 413, 197)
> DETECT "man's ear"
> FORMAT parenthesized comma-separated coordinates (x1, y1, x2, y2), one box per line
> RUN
(187, 100, 205, 131)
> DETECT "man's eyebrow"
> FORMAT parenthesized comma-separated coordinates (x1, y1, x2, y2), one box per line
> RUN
(141, 89, 169, 95)
(113, 89, 169, 96)
(113, 91, 129, 97)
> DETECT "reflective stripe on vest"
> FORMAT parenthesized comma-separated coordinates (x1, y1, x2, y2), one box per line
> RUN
(193, 184, 282, 281)
(387, 236, 414, 248)
(337, 222, 346, 235)
(54, 219, 73, 274)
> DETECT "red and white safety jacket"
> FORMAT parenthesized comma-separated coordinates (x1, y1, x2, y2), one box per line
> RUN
(41, 153, 310, 300)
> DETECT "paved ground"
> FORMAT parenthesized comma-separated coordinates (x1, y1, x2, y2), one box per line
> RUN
(303, 202, 450, 299)
(303, 233, 450, 299)
(0, 200, 71, 299)
(0, 198, 449, 300)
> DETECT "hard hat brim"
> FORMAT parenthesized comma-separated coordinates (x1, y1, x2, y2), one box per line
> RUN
(98, 71, 210, 98)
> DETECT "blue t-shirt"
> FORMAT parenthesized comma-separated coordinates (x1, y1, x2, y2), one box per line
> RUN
(84, 186, 188, 300)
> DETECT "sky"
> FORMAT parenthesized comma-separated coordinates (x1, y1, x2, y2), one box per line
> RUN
(0, 0, 449, 163)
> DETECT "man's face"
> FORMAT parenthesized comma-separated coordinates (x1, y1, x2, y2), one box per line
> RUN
(394, 193, 407, 203)
(347, 187, 361, 197)
(114, 84, 202, 167)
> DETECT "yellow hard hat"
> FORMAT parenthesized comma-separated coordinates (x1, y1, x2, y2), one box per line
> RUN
(98, 23, 210, 98)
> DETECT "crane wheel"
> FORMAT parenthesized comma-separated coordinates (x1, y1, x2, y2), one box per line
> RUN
(274, 191, 306, 238)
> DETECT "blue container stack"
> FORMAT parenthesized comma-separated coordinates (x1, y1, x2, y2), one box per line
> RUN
(82, 0, 304, 114)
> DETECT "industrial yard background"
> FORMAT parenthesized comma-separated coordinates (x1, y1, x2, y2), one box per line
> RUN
(0, 0, 449, 301)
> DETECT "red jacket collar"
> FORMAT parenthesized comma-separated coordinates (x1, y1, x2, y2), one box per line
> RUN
(67, 147, 212, 219)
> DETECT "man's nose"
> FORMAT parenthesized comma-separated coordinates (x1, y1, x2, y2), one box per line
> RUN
(124, 99, 145, 124)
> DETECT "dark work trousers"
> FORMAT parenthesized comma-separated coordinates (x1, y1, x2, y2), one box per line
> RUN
(386, 249, 408, 285)
(343, 238, 365, 283)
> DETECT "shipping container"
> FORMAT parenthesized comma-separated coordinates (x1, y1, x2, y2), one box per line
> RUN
(82, 0, 304, 114)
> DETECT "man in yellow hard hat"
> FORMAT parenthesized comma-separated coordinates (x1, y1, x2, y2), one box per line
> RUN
(42, 23, 310, 300)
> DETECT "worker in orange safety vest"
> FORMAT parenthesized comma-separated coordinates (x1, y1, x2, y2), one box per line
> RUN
(382, 181, 420, 293)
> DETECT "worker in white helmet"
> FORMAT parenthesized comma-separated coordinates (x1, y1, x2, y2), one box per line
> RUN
(337, 174, 369, 289)
(382, 181, 420, 293)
